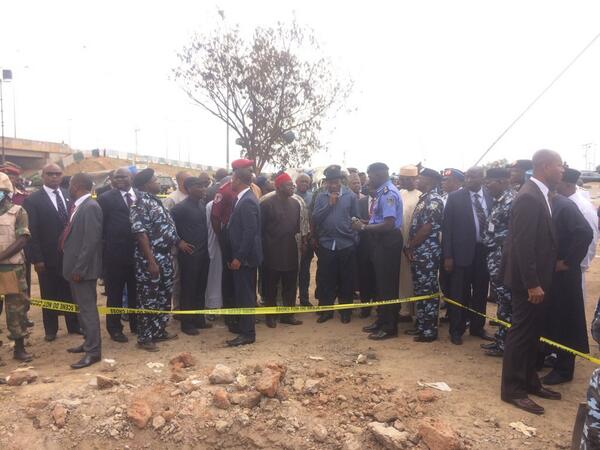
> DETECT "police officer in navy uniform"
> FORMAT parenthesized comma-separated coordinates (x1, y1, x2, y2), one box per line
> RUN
(355, 163, 404, 340)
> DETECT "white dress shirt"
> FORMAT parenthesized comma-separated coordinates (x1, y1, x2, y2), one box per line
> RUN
(119, 188, 136, 207)
(43, 184, 68, 212)
(235, 187, 251, 206)
(530, 176, 552, 216)
(70, 193, 91, 220)
(469, 188, 488, 242)
(569, 190, 599, 271)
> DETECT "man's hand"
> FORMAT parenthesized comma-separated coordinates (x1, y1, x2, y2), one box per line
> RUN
(555, 260, 569, 272)
(404, 246, 414, 262)
(71, 272, 81, 283)
(148, 260, 160, 279)
(34, 262, 46, 274)
(329, 192, 339, 206)
(351, 220, 364, 231)
(177, 240, 194, 255)
(444, 257, 454, 273)
(527, 286, 545, 304)
(228, 258, 241, 271)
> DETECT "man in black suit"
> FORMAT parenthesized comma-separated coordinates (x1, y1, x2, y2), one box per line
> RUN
(442, 166, 493, 345)
(97, 167, 138, 343)
(23, 164, 80, 341)
(224, 167, 262, 347)
(501, 149, 564, 415)
(357, 184, 376, 318)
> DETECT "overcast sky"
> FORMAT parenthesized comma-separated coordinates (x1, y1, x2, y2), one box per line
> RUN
(1, 0, 600, 172)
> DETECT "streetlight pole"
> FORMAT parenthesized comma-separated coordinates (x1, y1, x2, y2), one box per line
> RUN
(0, 69, 13, 165)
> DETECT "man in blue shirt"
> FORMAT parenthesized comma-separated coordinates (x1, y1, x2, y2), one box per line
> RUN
(354, 162, 404, 340)
(312, 165, 359, 324)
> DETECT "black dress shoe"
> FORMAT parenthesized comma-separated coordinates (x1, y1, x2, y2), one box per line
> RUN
(111, 333, 129, 343)
(480, 342, 497, 350)
(137, 341, 159, 352)
(70, 355, 100, 370)
(45, 334, 57, 342)
(154, 332, 178, 342)
(362, 322, 380, 333)
(368, 330, 398, 340)
(280, 316, 303, 325)
(67, 345, 85, 353)
(450, 335, 463, 345)
(470, 330, 494, 341)
(340, 315, 351, 324)
(181, 327, 200, 336)
(265, 316, 277, 328)
(316, 314, 333, 324)
(531, 386, 562, 400)
(414, 335, 436, 343)
(506, 397, 544, 415)
(484, 347, 504, 357)
(541, 370, 572, 386)
(404, 328, 420, 336)
(226, 335, 255, 347)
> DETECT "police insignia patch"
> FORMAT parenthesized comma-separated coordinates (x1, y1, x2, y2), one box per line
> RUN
(214, 193, 222, 204)
(386, 196, 394, 206)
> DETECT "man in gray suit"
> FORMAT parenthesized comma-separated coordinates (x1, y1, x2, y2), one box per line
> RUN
(61, 173, 103, 369)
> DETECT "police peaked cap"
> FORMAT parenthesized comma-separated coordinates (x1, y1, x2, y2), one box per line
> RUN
(420, 167, 442, 181)
(367, 162, 389, 173)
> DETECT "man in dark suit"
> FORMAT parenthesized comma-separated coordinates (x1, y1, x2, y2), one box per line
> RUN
(442, 166, 493, 345)
(501, 149, 564, 415)
(23, 164, 80, 341)
(97, 167, 138, 343)
(62, 173, 103, 369)
(357, 184, 376, 318)
(224, 166, 262, 347)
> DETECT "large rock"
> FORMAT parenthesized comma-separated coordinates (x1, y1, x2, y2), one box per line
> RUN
(313, 423, 328, 442)
(6, 368, 38, 386)
(127, 399, 153, 429)
(373, 402, 399, 422)
(264, 361, 287, 376)
(170, 352, 196, 369)
(209, 364, 235, 384)
(418, 418, 464, 450)
(213, 388, 231, 410)
(303, 379, 322, 395)
(96, 375, 119, 390)
(52, 404, 68, 428)
(368, 422, 410, 449)
(229, 390, 262, 408)
(255, 368, 282, 398)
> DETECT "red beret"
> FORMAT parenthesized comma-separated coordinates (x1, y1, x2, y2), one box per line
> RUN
(274, 172, 292, 189)
(0, 166, 20, 176)
(231, 159, 254, 170)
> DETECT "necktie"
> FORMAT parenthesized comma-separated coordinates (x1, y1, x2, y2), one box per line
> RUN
(59, 204, 76, 251)
(369, 198, 376, 218)
(54, 190, 68, 225)
(125, 192, 133, 208)
(472, 193, 486, 240)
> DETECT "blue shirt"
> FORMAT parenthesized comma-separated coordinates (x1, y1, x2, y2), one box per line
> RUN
(369, 180, 403, 229)
(295, 189, 313, 210)
(312, 187, 359, 251)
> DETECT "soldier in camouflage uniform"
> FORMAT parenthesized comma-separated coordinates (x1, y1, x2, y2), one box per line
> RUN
(481, 168, 515, 357)
(581, 368, 600, 449)
(404, 168, 444, 342)
(0, 172, 33, 362)
(130, 169, 193, 352)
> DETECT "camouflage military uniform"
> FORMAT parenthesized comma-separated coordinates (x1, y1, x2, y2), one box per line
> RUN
(409, 190, 444, 338)
(482, 188, 515, 350)
(130, 191, 180, 343)
(0, 200, 30, 340)
(581, 368, 600, 449)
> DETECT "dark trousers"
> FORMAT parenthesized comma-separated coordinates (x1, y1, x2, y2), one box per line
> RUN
(553, 351, 575, 379)
(298, 247, 314, 304)
(38, 268, 80, 336)
(69, 279, 101, 358)
(501, 288, 546, 400)
(448, 243, 489, 337)
(372, 231, 403, 333)
(263, 267, 298, 307)
(178, 251, 209, 330)
(316, 246, 356, 319)
(357, 237, 376, 314)
(233, 266, 257, 339)
(104, 262, 137, 336)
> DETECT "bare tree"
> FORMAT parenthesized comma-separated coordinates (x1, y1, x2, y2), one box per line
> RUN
(174, 19, 351, 173)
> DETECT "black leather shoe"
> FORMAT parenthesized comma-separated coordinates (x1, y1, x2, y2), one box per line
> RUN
(181, 327, 200, 336)
(362, 322, 380, 333)
(531, 386, 562, 400)
(154, 332, 178, 342)
(265, 316, 277, 328)
(414, 335, 436, 343)
(316, 314, 333, 324)
(137, 341, 159, 352)
(541, 371, 572, 386)
(404, 328, 420, 336)
(470, 330, 494, 342)
(340, 315, 351, 324)
(480, 342, 497, 350)
(111, 333, 129, 343)
(226, 335, 255, 347)
(368, 330, 398, 340)
(44, 334, 56, 342)
(506, 397, 544, 415)
(484, 347, 504, 357)
(280, 316, 303, 325)
(67, 345, 85, 353)
(70, 355, 100, 370)
(450, 335, 463, 345)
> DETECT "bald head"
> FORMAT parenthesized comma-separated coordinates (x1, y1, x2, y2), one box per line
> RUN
(42, 163, 64, 189)
(114, 167, 132, 191)
(532, 149, 564, 189)
(465, 166, 485, 192)
(69, 172, 93, 200)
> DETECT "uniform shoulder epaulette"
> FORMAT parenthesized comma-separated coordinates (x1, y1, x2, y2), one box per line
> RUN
(383, 186, 389, 194)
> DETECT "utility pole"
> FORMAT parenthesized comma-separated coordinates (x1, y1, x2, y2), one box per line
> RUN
(0, 69, 13, 164)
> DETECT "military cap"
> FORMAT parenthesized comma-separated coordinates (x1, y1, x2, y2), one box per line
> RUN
(367, 162, 389, 173)
(442, 168, 465, 181)
(420, 167, 442, 181)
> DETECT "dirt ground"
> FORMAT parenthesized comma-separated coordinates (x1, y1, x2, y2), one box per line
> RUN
(0, 186, 599, 450)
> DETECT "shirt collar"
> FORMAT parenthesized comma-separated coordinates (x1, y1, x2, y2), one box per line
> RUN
(530, 176, 549, 197)
(376, 180, 393, 195)
(74, 193, 91, 209)
(43, 185, 61, 196)
(120, 187, 135, 198)
(469, 188, 484, 198)
(237, 187, 251, 202)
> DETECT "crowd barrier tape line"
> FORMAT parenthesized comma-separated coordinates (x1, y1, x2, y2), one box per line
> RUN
(442, 296, 600, 366)
(28, 295, 600, 366)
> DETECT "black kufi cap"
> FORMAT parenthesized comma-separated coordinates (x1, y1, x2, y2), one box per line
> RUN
(133, 168, 155, 188)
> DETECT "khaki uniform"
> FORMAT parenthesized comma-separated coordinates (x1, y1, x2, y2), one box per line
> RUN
(0, 200, 30, 339)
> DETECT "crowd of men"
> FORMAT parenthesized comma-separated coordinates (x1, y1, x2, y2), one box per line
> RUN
(0, 150, 599, 421)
